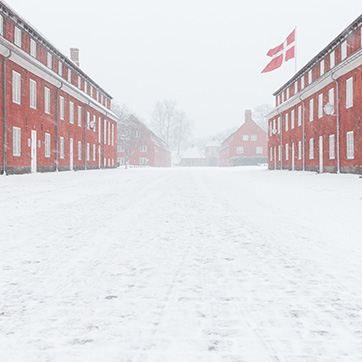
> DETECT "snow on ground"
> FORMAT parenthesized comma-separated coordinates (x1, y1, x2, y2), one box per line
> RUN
(1, 166, 362, 362)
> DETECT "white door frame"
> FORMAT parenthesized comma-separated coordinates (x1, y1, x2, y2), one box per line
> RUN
(292, 143, 295, 171)
(70, 138, 74, 171)
(31, 130, 37, 173)
(319, 136, 323, 173)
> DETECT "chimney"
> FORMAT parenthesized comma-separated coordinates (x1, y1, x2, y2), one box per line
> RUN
(245, 109, 252, 122)
(70, 48, 80, 67)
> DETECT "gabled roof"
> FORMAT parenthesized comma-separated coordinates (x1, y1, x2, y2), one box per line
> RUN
(205, 139, 221, 148)
(181, 146, 205, 159)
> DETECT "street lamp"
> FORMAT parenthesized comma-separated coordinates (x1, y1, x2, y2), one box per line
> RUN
(323, 103, 335, 116)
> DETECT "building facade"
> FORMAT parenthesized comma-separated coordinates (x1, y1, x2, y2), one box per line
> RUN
(117, 116, 171, 167)
(204, 139, 221, 166)
(179, 145, 206, 167)
(0, 1, 118, 174)
(219, 110, 268, 166)
(268, 15, 362, 174)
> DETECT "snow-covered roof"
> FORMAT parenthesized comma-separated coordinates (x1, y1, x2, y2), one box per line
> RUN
(181, 146, 205, 159)
(205, 139, 221, 148)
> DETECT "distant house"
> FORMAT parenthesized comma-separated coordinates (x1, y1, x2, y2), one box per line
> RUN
(219, 110, 268, 166)
(179, 145, 206, 167)
(117, 116, 171, 167)
(204, 139, 221, 166)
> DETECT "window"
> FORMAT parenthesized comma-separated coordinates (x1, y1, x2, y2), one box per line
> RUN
(308, 70, 312, 84)
(318, 94, 323, 118)
(278, 145, 281, 161)
(101, 94, 104, 104)
(285, 143, 289, 161)
(346, 131, 354, 159)
(291, 110, 295, 129)
(134, 130, 140, 138)
(45, 133, 51, 158)
(242, 135, 249, 141)
(112, 124, 114, 145)
(298, 141, 301, 160)
(281, 92, 284, 103)
(30, 39, 37, 58)
(44, 87, 50, 114)
(93, 144, 96, 161)
(329, 88, 334, 106)
(329, 134, 335, 160)
(294, 82, 298, 94)
(300, 76, 304, 89)
(309, 138, 314, 159)
(251, 135, 257, 141)
(14, 27, 22, 47)
(320, 59, 325, 76)
(59, 96, 64, 120)
(13, 127, 21, 157)
(330, 51, 335, 68)
(12, 71, 21, 105)
(60, 137, 65, 159)
(285, 113, 288, 132)
(58, 61, 63, 76)
(140, 157, 148, 165)
(104, 120, 107, 144)
(272, 119, 276, 133)
(298, 106, 302, 126)
(277, 117, 281, 133)
(341, 40, 347, 60)
(0, 15, 3, 36)
(108, 121, 111, 145)
(87, 143, 90, 161)
(98, 117, 101, 142)
(78, 141, 82, 160)
(84, 81, 88, 94)
(68, 68, 72, 83)
(309, 99, 314, 121)
(93, 115, 96, 133)
(118, 158, 124, 165)
(69, 101, 74, 124)
(236, 146, 243, 154)
(96, 90, 99, 102)
(90, 85, 93, 97)
(47, 53, 52, 69)
(140, 144, 147, 152)
(30, 79, 37, 109)
(78, 106, 82, 127)
(286, 88, 289, 99)
(78, 75, 81, 89)
(346, 77, 353, 108)
(256, 147, 263, 154)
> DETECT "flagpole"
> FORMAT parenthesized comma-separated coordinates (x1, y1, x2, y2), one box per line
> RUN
(295, 26, 298, 74)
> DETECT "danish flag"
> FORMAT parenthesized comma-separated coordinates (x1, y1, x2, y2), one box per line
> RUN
(261, 29, 296, 73)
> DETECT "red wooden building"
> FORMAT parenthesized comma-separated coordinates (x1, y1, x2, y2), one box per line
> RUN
(0, 2, 118, 174)
(268, 14, 362, 174)
(117, 116, 171, 167)
(219, 110, 268, 166)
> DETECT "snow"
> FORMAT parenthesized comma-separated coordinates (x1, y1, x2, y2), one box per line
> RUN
(181, 146, 205, 159)
(1, 166, 362, 361)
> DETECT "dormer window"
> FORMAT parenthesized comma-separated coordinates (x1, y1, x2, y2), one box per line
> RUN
(341, 40, 347, 60)
(320, 59, 325, 76)
(308, 70, 312, 84)
(68, 68, 72, 82)
(58, 60, 63, 76)
(14, 26, 22, 48)
(78, 75, 81, 89)
(30, 39, 37, 58)
(330, 51, 335, 68)
(47, 52, 52, 69)
(84, 81, 87, 94)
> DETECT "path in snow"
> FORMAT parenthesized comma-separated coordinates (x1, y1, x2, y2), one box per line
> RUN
(1, 167, 362, 362)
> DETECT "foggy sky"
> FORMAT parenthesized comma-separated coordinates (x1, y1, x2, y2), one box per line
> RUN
(6, 0, 362, 137)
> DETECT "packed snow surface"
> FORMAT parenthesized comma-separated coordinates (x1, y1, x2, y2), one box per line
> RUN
(1, 166, 362, 362)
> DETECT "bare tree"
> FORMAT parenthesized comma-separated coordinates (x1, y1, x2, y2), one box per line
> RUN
(151, 100, 177, 145)
(173, 110, 193, 154)
(252, 104, 273, 131)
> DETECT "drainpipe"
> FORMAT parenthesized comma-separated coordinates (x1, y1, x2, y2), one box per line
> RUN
(2, 49, 12, 175)
(331, 73, 340, 174)
(55, 81, 64, 172)
(84, 100, 90, 170)
(298, 95, 306, 171)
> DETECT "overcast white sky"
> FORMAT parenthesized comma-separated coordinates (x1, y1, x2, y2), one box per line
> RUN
(7, 0, 362, 137)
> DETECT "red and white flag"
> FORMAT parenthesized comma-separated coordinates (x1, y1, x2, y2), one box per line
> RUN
(261, 29, 296, 73)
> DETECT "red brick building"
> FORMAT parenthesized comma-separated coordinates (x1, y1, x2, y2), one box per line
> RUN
(117, 116, 171, 167)
(0, 2, 118, 174)
(268, 14, 362, 174)
(219, 110, 268, 166)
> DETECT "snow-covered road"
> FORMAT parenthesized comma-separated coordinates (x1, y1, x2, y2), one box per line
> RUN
(1, 166, 362, 362)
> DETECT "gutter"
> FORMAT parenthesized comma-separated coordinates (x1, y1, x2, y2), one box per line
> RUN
(2, 49, 12, 175)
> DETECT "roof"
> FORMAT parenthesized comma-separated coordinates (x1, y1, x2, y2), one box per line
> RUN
(274, 14, 362, 96)
(205, 139, 221, 148)
(0, 0, 112, 99)
(181, 146, 205, 159)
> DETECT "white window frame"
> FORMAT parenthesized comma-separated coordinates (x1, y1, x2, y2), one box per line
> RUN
(29, 79, 37, 109)
(298, 141, 302, 160)
(44, 87, 50, 114)
(318, 94, 323, 118)
(285, 143, 289, 161)
(329, 134, 335, 160)
(78, 141, 82, 160)
(341, 40, 347, 60)
(78, 75, 81, 89)
(285, 113, 288, 132)
(330, 51, 335, 68)
(256, 146, 263, 154)
(278, 145, 281, 161)
(320, 59, 325, 76)
(329, 88, 335, 106)
(346, 77, 353, 109)
(309, 99, 314, 122)
(45, 133, 51, 158)
(298, 105, 302, 127)
(87, 143, 90, 161)
(0, 15, 3, 36)
(346, 131, 354, 159)
(294, 82, 298, 94)
(308, 70, 312, 84)
(300, 76, 304, 90)
(93, 144, 96, 161)
(30, 39, 37, 58)
(60, 137, 65, 159)
(140, 144, 147, 152)
(111, 124, 114, 145)
(13, 126, 21, 157)
(98, 116, 101, 142)
(69, 101, 74, 124)
(291, 110, 295, 129)
(108, 121, 111, 145)
(14, 26, 22, 48)
(251, 135, 257, 141)
(12, 71, 21, 105)
(84, 81, 87, 94)
(58, 61, 63, 76)
(59, 96, 64, 120)
(277, 117, 281, 133)
(104, 120, 107, 144)
(140, 157, 147, 165)
(78, 106, 82, 127)
(93, 115, 96, 133)
(236, 146, 243, 154)
(309, 138, 314, 160)
(47, 52, 52, 69)
(68, 68, 72, 83)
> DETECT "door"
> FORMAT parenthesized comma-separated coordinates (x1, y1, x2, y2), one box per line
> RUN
(292, 143, 295, 171)
(70, 138, 74, 171)
(319, 136, 323, 173)
(31, 130, 37, 173)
